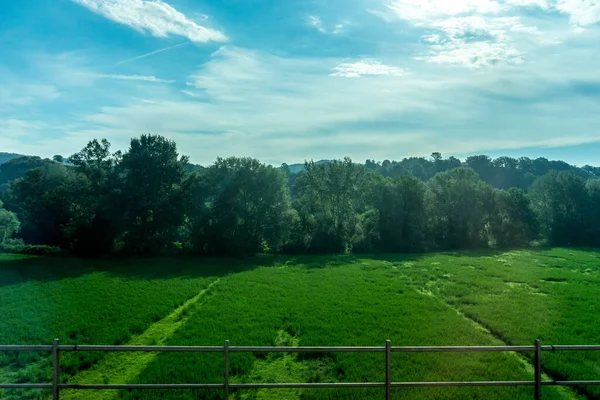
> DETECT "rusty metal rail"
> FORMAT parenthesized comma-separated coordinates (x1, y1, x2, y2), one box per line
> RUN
(2, 339, 600, 399)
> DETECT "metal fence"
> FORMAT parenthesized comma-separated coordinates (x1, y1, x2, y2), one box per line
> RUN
(2, 339, 600, 399)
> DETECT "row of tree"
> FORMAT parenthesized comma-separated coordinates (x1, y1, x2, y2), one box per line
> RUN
(4, 151, 599, 192)
(0, 135, 598, 257)
(361, 153, 600, 190)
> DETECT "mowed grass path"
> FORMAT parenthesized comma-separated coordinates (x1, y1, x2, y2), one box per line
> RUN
(119, 256, 576, 400)
(0, 255, 233, 400)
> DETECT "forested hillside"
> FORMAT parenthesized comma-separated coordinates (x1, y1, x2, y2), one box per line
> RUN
(0, 135, 599, 257)
(0, 156, 57, 186)
(0, 152, 23, 165)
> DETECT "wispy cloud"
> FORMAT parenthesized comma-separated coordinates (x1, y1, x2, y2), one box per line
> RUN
(0, 84, 61, 108)
(115, 42, 190, 65)
(331, 60, 408, 77)
(97, 74, 174, 83)
(555, 0, 600, 25)
(417, 16, 537, 67)
(374, 0, 566, 67)
(307, 16, 327, 33)
(71, 0, 227, 42)
(181, 90, 203, 98)
(307, 15, 346, 34)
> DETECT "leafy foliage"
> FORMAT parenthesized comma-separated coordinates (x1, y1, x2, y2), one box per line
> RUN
(529, 171, 589, 246)
(116, 135, 189, 255)
(373, 173, 427, 252)
(3, 135, 600, 256)
(427, 168, 494, 249)
(194, 157, 293, 255)
(292, 158, 370, 253)
(0, 156, 55, 186)
(3, 163, 76, 246)
(0, 152, 23, 165)
(0, 199, 19, 244)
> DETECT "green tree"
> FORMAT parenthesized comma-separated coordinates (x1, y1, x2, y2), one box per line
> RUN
(465, 155, 494, 184)
(490, 188, 538, 248)
(530, 171, 588, 246)
(586, 180, 600, 245)
(180, 172, 211, 251)
(427, 167, 493, 249)
(4, 163, 75, 246)
(198, 157, 293, 255)
(0, 200, 20, 243)
(374, 173, 427, 252)
(117, 134, 188, 255)
(0, 156, 55, 186)
(64, 139, 122, 256)
(292, 158, 370, 253)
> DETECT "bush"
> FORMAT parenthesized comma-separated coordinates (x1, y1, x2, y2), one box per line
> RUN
(0, 242, 62, 255)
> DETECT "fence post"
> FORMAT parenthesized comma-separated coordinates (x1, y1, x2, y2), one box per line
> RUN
(224, 340, 230, 400)
(534, 339, 541, 400)
(386, 340, 391, 400)
(52, 338, 60, 400)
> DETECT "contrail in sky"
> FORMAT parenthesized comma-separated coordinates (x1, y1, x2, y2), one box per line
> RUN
(115, 42, 191, 66)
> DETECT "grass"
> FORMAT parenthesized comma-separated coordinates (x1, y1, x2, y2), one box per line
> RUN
(0, 255, 233, 399)
(1, 249, 599, 399)
(118, 255, 575, 400)
(389, 248, 600, 399)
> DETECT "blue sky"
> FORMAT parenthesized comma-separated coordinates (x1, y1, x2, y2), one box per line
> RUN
(1, 0, 599, 166)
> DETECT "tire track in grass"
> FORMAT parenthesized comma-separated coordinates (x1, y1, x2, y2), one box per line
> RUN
(61, 278, 221, 400)
(413, 289, 582, 400)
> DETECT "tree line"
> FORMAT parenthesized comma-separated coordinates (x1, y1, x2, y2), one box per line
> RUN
(0, 134, 598, 257)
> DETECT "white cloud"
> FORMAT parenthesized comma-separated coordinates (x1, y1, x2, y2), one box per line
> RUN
(332, 24, 345, 34)
(27, 45, 591, 166)
(97, 74, 174, 83)
(417, 16, 550, 66)
(377, 1, 563, 67)
(181, 90, 202, 98)
(555, 0, 600, 25)
(383, 0, 553, 23)
(385, 0, 502, 22)
(307, 16, 327, 33)
(0, 84, 61, 108)
(0, 119, 46, 138)
(71, 0, 227, 42)
(418, 41, 524, 67)
(331, 59, 408, 77)
(307, 15, 346, 34)
(503, 0, 549, 8)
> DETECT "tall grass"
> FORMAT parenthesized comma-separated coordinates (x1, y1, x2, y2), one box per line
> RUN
(120, 255, 572, 400)
(3, 250, 598, 399)
(392, 248, 600, 399)
(0, 255, 228, 399)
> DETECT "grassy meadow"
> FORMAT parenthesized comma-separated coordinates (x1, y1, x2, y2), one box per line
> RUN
(1, 249, 599, 399)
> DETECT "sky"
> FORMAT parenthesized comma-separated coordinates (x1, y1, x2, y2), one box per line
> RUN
(1, 0, 599, 166)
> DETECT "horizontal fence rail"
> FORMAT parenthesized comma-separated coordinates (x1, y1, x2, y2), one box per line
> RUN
(2, 340, 600, 399)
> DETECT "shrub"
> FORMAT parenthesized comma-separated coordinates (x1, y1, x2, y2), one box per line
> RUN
(0, 243, 62, 255)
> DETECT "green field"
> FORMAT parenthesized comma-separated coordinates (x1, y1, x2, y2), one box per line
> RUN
(1, 249, 600, 399)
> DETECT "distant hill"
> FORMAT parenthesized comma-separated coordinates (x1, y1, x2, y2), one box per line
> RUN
(0, 152, 24, 165)
(284, 160, 331, 174)
(0, 156, 56, 186)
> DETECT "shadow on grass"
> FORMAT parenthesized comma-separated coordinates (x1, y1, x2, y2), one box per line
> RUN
(0, 255, 282, 288)
(0, 252, 430, 289)
(4, 246, 600, 288)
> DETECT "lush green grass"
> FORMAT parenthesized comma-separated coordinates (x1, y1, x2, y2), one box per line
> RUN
(118, 255, 575, 400)
(0, 255, 232, 399)
(391, 248, 600, 399)
(2, 250, 600, 399)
